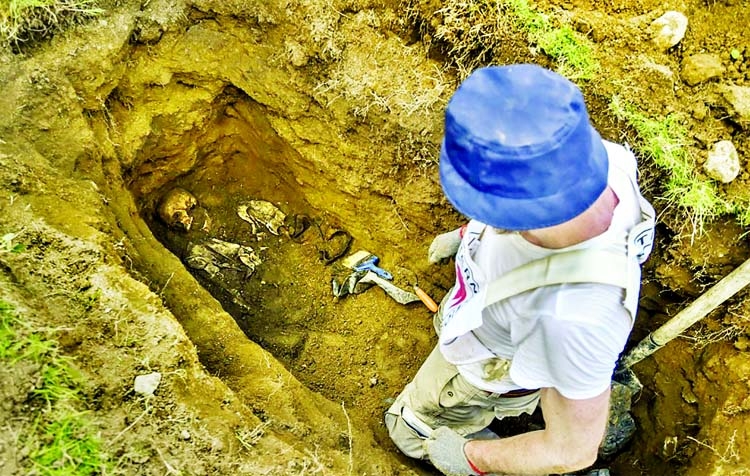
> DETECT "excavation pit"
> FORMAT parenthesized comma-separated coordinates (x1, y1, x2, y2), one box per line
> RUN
(135, 90, 442, 412)
(123, 81, 746, 476)
(2, 0, 750, 474)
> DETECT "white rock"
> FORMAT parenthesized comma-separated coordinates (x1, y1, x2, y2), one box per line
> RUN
(681, 53, 725, 86)
(649, 11, 688, 50)
(704, 140, 740, 183)
(134, 372, 162, 397)
(719, 85, 750, 128)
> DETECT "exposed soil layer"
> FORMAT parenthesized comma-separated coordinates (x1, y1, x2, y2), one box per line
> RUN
(1, 0, 750, 475)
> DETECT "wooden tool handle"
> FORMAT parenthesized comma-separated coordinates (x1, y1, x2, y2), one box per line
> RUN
(414, 285, 439, 313)
(620, 255, 750, 370)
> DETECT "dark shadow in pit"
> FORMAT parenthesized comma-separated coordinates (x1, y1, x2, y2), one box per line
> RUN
(127, 87, 445, 469)
(134, 88, 360, 364)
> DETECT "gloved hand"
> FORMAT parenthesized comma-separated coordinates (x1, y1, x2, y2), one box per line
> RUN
(428, 228, 462, 264)
(423, 426, 484, 476)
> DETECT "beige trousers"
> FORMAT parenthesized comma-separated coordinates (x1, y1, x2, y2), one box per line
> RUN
(384, 344, 540, 459)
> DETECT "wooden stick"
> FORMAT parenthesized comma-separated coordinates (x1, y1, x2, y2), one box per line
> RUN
(619, 256, 750, 371)
(414, 285, 439, 312)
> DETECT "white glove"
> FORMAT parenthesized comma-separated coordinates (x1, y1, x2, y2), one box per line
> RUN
(423, 426, 484, 476)
(428, 228, 462, 264)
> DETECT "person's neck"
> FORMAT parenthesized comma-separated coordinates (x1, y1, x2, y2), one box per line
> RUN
(520, 186, 619, 249)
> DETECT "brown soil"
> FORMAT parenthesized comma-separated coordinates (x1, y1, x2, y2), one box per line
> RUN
(1, 0, 749, 475)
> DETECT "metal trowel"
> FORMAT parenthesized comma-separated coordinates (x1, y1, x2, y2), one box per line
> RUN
(338, 250, 420, 305)
(358, 271, 421, 305)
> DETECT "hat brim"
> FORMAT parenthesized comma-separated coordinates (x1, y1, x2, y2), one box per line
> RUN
(439, 127, 609, 231)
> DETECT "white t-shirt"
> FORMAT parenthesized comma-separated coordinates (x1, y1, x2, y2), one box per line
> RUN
(451, 143, 645, 400)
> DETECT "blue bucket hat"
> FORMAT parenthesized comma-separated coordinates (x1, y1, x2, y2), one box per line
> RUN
(439, 64, 609, 231)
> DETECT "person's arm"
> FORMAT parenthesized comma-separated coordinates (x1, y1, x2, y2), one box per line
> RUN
(465, 386, 610, 475)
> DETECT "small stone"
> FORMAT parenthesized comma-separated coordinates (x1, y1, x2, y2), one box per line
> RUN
(285, 40, 309, 67)
(134, 372, 162, 397)
(210, 437, 225, 452)
(574, 18, 591, 34)
(648, 11, 688, 51)
(691, 104, 707, 120)
(681, 54, 726, 86)
(180, 430, 192, 440)
(369, 376, 378, 387)
(134, 18, 164, 44)
(704, 140, 740, 183)
(719, 85, 750, 128)
(591, 27, 606, 43)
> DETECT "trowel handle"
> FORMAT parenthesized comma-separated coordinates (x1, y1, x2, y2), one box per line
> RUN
(367, 264, 393, 280)
(414, 285, 439, 313)
(353, 256, 393, 280)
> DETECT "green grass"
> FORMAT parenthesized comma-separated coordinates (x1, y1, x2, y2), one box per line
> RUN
(504, 0, 597, 80)
(609, 96, 738, 235)
(0, 0, 103, 49)
(0, 301, 111, 474)
(431, 0, 597, 81)
(733, 204, 750, 229)
(0, 301, 17, 357)
(31, 414, 110, 476)
(1, 231, 25, 253)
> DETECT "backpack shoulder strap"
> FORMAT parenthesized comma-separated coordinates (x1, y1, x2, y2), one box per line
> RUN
(482, 249, 638, 317)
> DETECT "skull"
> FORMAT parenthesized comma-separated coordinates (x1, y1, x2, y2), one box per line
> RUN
(157, 187, 198, 231)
